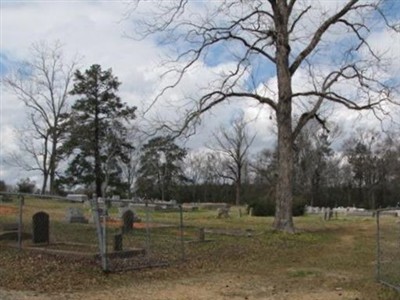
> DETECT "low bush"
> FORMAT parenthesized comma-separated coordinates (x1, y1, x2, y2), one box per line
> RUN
(247, 196, 306, 217)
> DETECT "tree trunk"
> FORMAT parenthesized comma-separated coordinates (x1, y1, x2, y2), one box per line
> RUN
(235, 180, 241, 206)
(41, 173, 48, 195)
(94, 97, 102, 198)
(272, 1, 295, 233)
(49, 130, 57, 194)
(41, 135, 49, 194)
(273, 104, 295, 232)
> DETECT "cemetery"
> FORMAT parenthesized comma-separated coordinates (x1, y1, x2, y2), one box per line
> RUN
(0, 194, 399, 299)
(0, 199, 151, 262)
(2, 0, 400, 298)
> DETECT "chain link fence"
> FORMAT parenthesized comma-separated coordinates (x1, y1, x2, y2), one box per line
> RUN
(0, 193, 187, 272)
(376, 208, 400, 291)
(100, 200, 186, 272)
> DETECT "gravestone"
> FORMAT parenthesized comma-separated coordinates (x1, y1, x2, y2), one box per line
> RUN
(32, 211, 49, 244)
(118, 208, 141, 222)
(65, 207, 88, 224)
(217, 205, 230, 218)
(114, 234, 123, 251)
(122, 210, 134, 233)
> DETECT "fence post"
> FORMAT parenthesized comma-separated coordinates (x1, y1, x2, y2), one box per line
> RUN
(179, 204, 185, 261)
(376, 210, 380, 282)
(17, 195, 24, 250)
(102, 199, 108, 272)
(145, 199, 151, 259)
(91, 197, 108, 272)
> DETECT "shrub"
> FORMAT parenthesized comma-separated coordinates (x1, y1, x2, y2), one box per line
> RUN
(247, 196, 306, 217)
(292, 196, 306, 216)
(247, 197, 275, 217)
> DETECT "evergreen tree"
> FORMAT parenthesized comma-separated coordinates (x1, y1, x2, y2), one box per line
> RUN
(137, 136, 186, 200)
(63, 64, 136, 197)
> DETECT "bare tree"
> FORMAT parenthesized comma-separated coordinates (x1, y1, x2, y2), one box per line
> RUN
(5, 41, 79, 194)
(182, 151, 206, 203)
(120, 127, 143, 199)
(131, 0, 399, 232)
(210, 113, 256, 205)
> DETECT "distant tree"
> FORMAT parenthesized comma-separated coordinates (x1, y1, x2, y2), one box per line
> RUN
(119, 129, 143, 199)
(0, 180, 6, 192)
(182, 151, 205, 203)
(210, 113, 256, 205)
(374, 133, 400, 207)
(251, 148, 278, 190)
(293, 122, 338, 206)
(17, 178, 36, 194)
(344, 130, 379, 208)
(63, 64, 136, 197)
(136, 136, 186, 200)
(4, 41, 78, 194)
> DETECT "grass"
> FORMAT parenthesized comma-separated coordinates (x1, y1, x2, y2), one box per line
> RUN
(0, 197, 399, 299)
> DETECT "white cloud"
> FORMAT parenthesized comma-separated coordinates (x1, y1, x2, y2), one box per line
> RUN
(1, 1, 399, 187)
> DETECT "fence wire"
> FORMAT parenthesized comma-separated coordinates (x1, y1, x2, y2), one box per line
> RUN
(0, 193, 187, 272)
(103, 201, 186, 272)
(376, 208, 400, 291)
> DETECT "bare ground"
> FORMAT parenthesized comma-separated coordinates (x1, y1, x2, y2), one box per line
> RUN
(0, 272, 362, 300)
(1, 214, 398, 300)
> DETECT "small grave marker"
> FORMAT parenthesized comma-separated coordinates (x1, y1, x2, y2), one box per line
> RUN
(122, 210, 134, 233)
(32, 211, 49, 244)
(114, 234, 123, 251)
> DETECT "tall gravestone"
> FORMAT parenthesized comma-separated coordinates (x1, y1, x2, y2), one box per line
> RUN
(122, 210, 134, 233)
(32, 211, 49, 244)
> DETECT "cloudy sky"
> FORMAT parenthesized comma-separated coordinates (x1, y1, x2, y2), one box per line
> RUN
(1, 0, 399, 187)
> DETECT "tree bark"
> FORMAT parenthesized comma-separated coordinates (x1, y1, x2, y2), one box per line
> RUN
(274, 105, 294, 232)
(94, 92, 102, 197)
(235, 176, 241, 206)
(49, 128, 58, 194)
(272, 0, 295, 232)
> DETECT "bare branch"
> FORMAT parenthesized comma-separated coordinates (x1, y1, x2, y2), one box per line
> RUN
(289, 5, 311, 34)
(290, 0, 359, 75)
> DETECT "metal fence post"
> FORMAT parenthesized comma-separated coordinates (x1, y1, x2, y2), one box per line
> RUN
(145, 199, 151, 259)
(91, 197, 108, 272)
(102, 200, 108, 272)
(179, 204, 185, 261)
(376, 210, 380, 282)
(17, 195, 24, 250)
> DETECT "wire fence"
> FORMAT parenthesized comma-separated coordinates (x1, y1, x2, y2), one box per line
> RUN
(0, 192, 187, 272)
(376, 208, 400, 291)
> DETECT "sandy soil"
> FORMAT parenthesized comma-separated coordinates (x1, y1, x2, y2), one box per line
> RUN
(0, 206, 17, 215)
(0, 272, 361, 300)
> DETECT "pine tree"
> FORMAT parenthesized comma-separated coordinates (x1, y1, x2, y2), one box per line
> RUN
(63, 64, 136, 197)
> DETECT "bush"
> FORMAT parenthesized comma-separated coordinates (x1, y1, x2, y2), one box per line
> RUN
(292, 196, 306, 216)
(247, 197, 275, 216)
(247, 196, 306, 217)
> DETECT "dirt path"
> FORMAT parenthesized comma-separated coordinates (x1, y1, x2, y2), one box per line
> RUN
(0, 272, 361, 300)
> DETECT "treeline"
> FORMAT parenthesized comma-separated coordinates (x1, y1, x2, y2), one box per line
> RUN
(172, 126, 400, 209)
(4, 43, 400, 209)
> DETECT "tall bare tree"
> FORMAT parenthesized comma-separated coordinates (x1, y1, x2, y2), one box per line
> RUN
(210, 113, 256, 205)
(119, 127, 143, 199)
(132, 0, 399, 232)
(5, 41, 78, 194)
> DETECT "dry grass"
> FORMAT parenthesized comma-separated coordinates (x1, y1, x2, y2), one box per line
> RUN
(0, 199, 399, 299)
